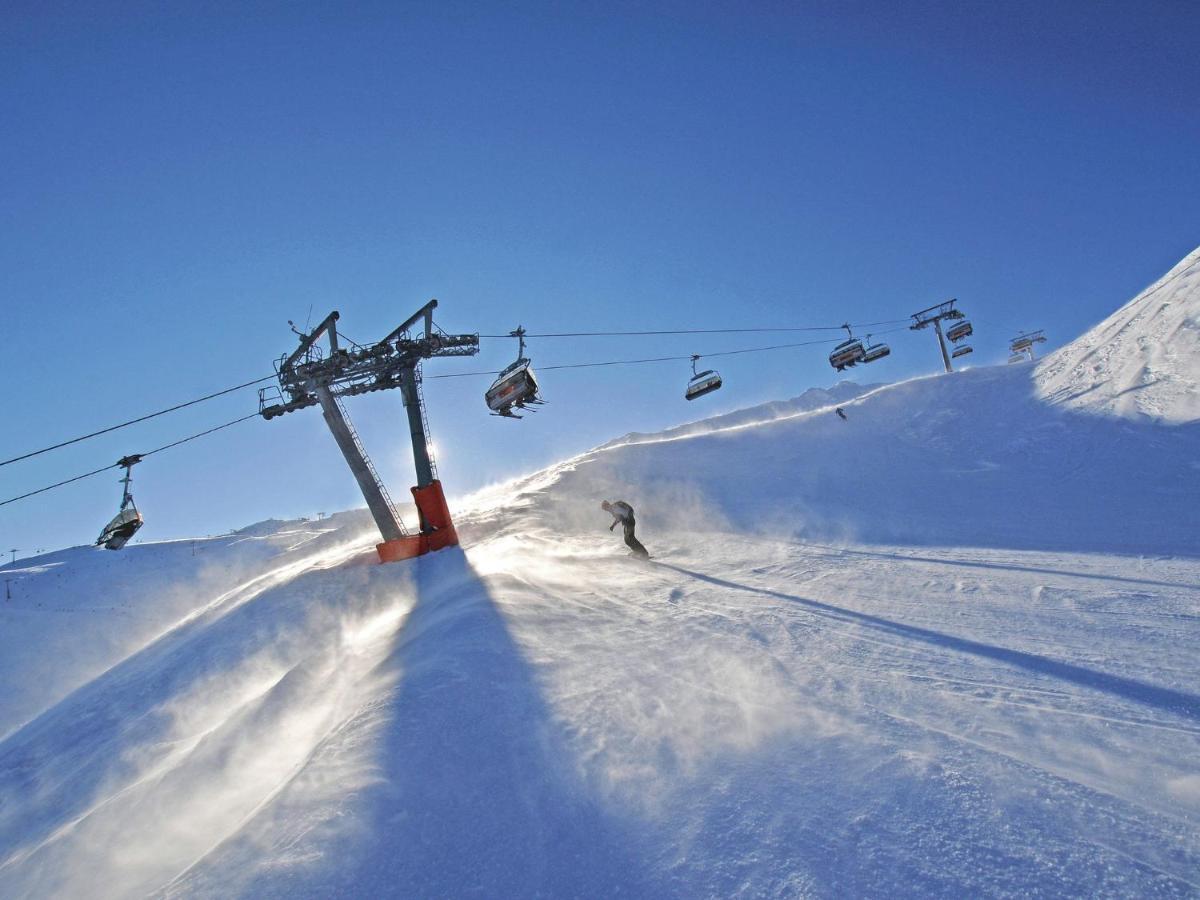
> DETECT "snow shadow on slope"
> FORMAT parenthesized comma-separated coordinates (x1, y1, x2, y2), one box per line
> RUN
(658, 563, 1200, 723)
(801, 543, 1200, 593)
(174, 548, 661, 898)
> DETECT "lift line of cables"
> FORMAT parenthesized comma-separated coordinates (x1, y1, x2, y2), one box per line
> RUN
(476, 320, 910, 339)
(0, 413, 261, 509)
(0, 324, 912, 509)
(428, 332, 910, 379)
(0, 375, 277, 470)
(0, 321, 910, 471)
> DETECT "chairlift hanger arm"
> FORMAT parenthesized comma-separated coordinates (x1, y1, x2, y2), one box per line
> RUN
(910, 299, 961, 329)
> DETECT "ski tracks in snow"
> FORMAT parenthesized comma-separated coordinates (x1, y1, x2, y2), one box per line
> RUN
(471, 529, 1200, 895)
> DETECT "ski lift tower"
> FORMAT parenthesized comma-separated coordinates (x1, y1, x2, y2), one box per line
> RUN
(260, 301, 479, 563)
(910, 299, 966, 373)
(1009, 329, 1047, 361)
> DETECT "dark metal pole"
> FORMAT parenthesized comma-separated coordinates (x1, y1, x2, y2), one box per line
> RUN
(314, 386, 406, 542)
(400, 366, 435, 490)
(933, 318, 953, 373)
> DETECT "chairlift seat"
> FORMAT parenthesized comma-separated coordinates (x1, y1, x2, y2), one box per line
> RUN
(97, 508, 143, 550)
(951, 345, 973, 359)
(485, 359, 541, 416)
(1008, 353, 1026, 364)
(685, 370, 722, 400)
(946, 321, 973, 342)
(861, 343, 890, 363)
(829, 339, 865, 371)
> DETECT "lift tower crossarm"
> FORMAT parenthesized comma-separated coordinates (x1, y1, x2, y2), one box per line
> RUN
(910, 298, 965, 374)
(259, 302, 480, 562)
(282, 311, 340, 372)
(383, 298, 437, 343)
(1009, 329, 1047, 361)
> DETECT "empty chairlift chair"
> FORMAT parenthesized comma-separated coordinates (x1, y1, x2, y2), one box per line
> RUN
(945, 320, 973, 342)
(828, 324, 866, 371)
(685, 355, 722, 400)
(485, 326, 543, 418)
(861, 334, 891, 363)
(951, 344, 973, 359)
(96, 455, 144, 550)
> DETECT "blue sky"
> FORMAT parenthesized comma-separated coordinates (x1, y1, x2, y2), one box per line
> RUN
(2, 0, 1197, 557)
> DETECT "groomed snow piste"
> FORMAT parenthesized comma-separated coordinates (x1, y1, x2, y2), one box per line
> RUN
(0, 248, 1197, 898)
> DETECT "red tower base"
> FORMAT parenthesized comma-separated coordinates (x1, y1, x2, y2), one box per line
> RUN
(376, 480, 461, 563)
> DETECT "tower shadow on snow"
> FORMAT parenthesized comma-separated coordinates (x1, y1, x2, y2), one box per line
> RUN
(656, 563, 1200, 723)
(800, 544, 1200, 593)
(225, 547, 661, 897)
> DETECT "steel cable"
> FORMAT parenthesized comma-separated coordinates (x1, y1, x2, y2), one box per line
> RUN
(0, 413, 260, 508)
(0, 375, 276, 469)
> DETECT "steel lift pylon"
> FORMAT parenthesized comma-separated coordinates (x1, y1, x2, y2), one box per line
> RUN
(910, 299, 968, 373)
(260, 301, 479, 562)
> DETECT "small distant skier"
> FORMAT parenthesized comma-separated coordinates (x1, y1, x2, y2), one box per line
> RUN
(835, 407, 848, 421)
(601, 500, 650, 559)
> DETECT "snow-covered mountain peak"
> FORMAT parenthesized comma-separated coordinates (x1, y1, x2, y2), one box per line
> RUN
(1036, 244, 1200, 424)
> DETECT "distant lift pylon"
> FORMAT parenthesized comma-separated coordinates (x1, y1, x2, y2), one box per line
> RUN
(260, 301, 480, 563)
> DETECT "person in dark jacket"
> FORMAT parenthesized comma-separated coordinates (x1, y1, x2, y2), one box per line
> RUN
(601, 500, 649, 558)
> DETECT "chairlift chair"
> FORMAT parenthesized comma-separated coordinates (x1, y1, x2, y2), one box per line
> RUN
(1008, 352, 1026, 364)
(951, 344, 973, 359)
(96, 455, 144, 550)
(1011, 337, 1034, 353)
(685, 355, 722, 400)
(828, 324, 866, 371)
(485, 326, 544, 418)
(861, 335, 891, 363)
(945, 321, 973, 342)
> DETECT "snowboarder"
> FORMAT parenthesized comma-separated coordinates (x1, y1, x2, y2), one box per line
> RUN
(601, 500, 649, 559)
(835, 407, 847, 421)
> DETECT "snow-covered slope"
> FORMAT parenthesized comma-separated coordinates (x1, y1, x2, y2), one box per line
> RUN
(492, 362, 1198, 556)
(1037, 245, 1200, 424)
(1, 254, 1198, 897)
(598, 380, 880, 449)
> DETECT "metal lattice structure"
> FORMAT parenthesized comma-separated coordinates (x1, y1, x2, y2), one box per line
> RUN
(910, 299, 967, 373)
(260, 300, 479, 562)
(1009, 329, 1047, 361)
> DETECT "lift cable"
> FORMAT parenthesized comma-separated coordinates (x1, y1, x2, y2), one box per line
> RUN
(0, 413, 260, 509)
(477, 320, 910, 339)
(0, 463, 122, 510)
(0, 375, 276, 470)
(430, 328, 908, 379)
(0, 325, 910, 506)
(0, 322, 910, 470)
(140, 412, 261, 458)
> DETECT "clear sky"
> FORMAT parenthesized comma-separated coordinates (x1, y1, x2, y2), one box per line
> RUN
(2, 0, 1197, 558)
